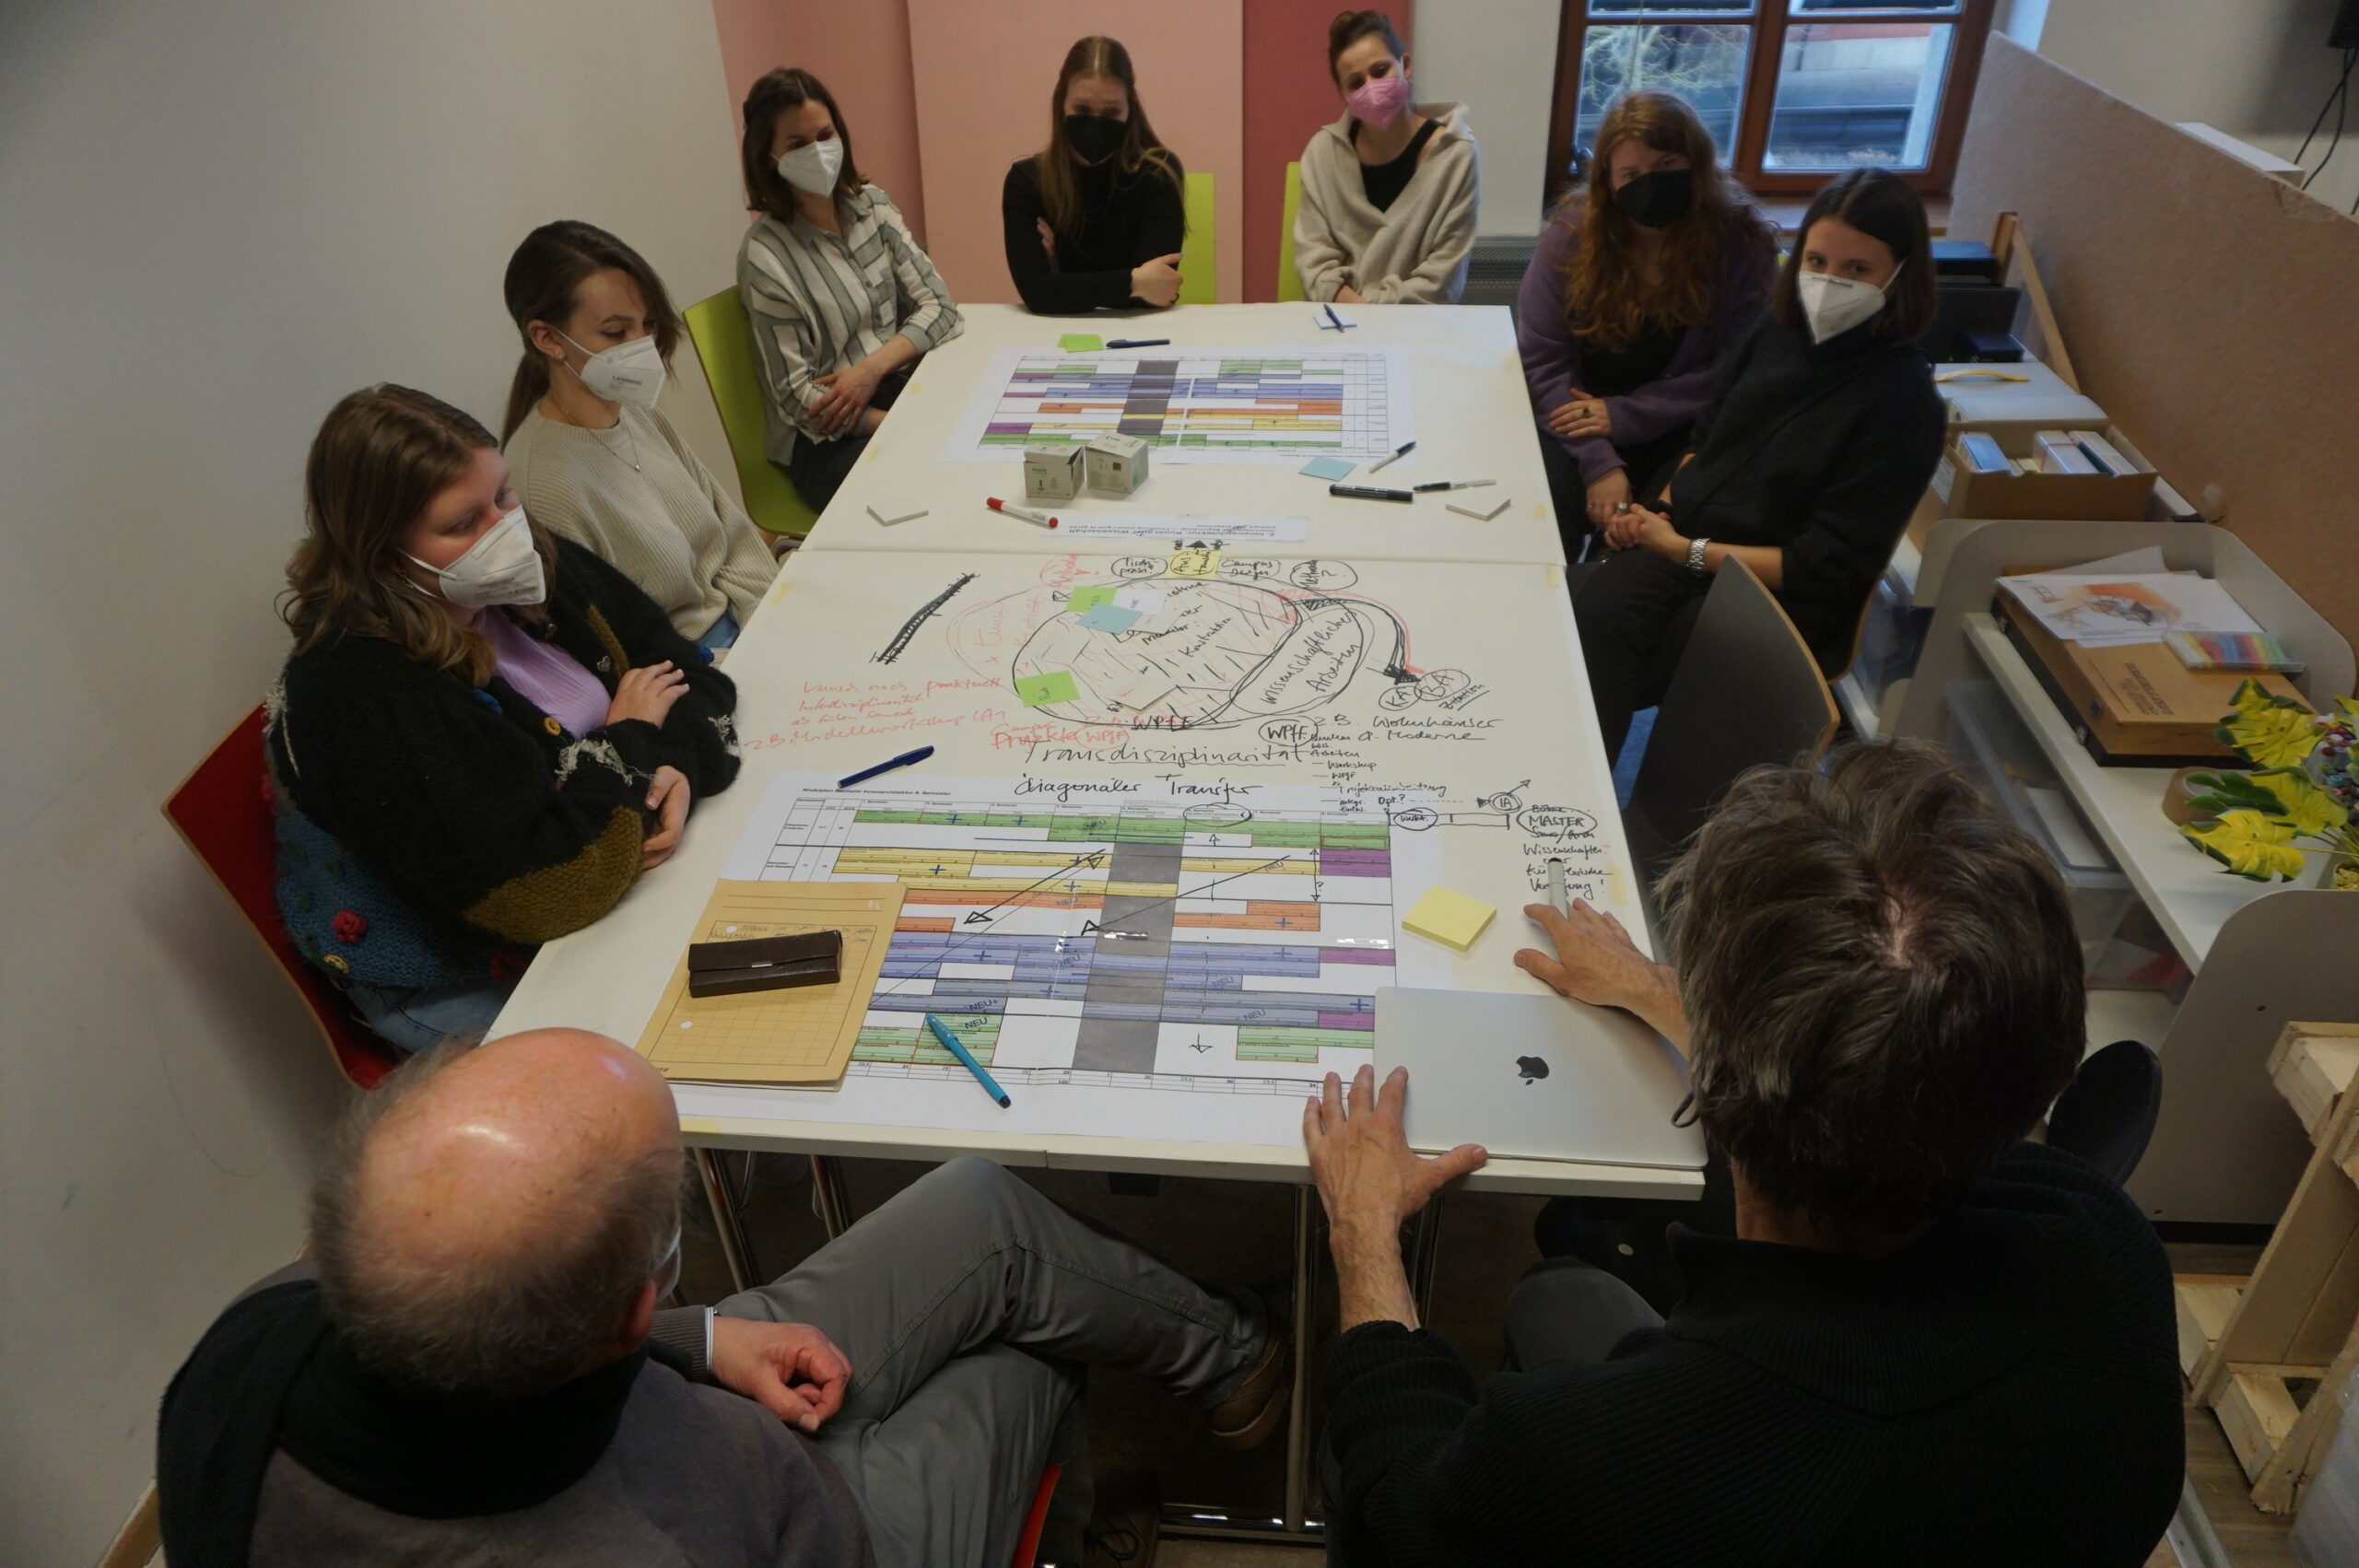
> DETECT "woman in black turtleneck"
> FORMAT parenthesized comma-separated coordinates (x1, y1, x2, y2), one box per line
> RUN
(1003, 35, 1187, 315)
(1577, 168, 1945, 759)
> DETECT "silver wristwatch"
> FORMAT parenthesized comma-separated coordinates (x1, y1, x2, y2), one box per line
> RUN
(1685, 536, 1711, 575)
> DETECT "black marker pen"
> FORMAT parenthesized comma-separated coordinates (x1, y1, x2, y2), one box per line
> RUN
(1329, 484, 1414, 503)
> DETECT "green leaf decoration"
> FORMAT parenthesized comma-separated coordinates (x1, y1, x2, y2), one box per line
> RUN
(2215, 678, 2319, 769)
(2181, 770, 2286, 817)
(2181, 809, 2306, 882)
(2335, 695, 2359, 722)
(2251, 766, 2353, 837)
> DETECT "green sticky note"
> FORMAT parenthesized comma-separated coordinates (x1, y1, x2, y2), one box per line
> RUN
(1058, 333, 1104, 353)
(1068, 585, 1117, 614)
(1015, 670, 1081, 708)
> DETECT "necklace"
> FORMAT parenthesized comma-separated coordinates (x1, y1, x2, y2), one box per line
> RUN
(591, 416, 641, 473)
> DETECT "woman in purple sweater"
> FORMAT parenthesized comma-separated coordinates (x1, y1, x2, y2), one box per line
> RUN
(1519, 91, 1776, 558)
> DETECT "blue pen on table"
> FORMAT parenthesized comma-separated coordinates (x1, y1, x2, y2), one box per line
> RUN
(924, 1014, 1012, 1107)
(1367, 439, 1416, 473)
(837, 745, 934, 789)
(1106, 337, 1170, 349)
(1322, 304, 1351, 331)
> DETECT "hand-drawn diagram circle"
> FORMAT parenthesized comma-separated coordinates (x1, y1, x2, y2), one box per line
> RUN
(1111, 556, 1165, 579)
(1378, 684, 1420, 710)
(1389, 805, 1440, 831)
(1180, 802, 1256, 828)
(1289, 560, 1358, 590)
(1259, 718, 1319, 746)
(1414, 669, 1472, 702)
(948, 572, 1438, 733)
(1517, 806, 1600, 839)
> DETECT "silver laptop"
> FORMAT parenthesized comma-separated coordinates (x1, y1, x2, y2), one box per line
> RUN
(1374, 989, 1706, 1169)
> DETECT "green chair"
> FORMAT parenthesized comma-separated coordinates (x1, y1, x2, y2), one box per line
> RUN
(1179, 170, 1216, 305)
(683, 286, 818, 541)
(1276, 160, 1307, 303)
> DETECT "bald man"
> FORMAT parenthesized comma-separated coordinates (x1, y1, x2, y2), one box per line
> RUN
(156, 1029, 1287, 1568)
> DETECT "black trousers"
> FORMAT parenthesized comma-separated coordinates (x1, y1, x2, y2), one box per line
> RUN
(1574, 547, 1712, 763)
(785, 365, 911, 513)
(1539, 428, 1691, 564)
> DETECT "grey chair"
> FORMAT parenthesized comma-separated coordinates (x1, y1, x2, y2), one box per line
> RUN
(1622, 558, 1840, 909)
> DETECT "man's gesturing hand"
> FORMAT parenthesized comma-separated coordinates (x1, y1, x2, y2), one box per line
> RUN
(710, 1317, 852, 1433)
(1304, 1065, 1485, 1238)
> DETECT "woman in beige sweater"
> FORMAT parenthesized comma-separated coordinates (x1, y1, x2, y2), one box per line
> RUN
(499, 222, 778, 656)
(1293, 9, 1481, 306)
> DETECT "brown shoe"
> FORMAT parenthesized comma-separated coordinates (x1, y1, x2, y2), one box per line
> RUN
(1205, 1290, 1292, 1449)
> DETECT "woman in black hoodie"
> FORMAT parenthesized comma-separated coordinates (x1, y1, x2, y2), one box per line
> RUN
(1576, 168, 1945, 759)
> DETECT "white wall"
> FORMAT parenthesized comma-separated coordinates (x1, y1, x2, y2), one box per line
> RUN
(2033, 0, 2359, 211)
(0, 3, 749, 1560)
(1412, 0, 1565, 236)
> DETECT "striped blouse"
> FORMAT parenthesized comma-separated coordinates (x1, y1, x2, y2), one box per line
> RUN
(736, 186, 963, 464)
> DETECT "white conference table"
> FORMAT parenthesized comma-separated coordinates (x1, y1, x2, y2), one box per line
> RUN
(490, 300, 1693, 1539)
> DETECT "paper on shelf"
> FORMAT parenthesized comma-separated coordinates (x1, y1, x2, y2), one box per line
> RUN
(2026, 787, 2111, 871)
(1998, 571, 2263, 648)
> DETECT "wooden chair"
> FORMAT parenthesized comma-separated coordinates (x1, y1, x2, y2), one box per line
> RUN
(1179, 171, 1216, 305)
(683, 286, 821, 542)
(1622, 558, 1840, 904)
(1276, 161, 1307, 302)
(163, 705, 400, 1091)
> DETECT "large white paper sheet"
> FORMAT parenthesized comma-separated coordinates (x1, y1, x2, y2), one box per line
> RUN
(943, 345, 1414, 465)
(1998, 571, 2264, 648)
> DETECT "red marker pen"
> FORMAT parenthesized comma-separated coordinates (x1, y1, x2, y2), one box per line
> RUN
(987, 497, 1059, 529)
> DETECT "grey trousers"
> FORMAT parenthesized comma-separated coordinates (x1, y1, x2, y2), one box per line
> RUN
(720, 1158, 1265, 1568)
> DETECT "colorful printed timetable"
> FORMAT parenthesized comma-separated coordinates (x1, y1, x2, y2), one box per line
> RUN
(719, 774, 1451, 1143)
(945, 345, 1414, 465)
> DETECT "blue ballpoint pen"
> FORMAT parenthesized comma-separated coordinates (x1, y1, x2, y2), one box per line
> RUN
(1322, 304, 1350, 331)
(924, 1014, 1012, 1107)
(837, 745, 934, 789)
(1106, 337, 1170, 348)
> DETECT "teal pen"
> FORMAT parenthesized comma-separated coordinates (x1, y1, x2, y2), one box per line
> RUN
(924, 1013, 1012, 1107)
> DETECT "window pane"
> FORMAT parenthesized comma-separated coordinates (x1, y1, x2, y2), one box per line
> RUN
(1575, 25, 1751, 164)
(1790, 1, 1958, 12)
(1764, 22, 1954, 170)
(1591, 2, 1754, 14)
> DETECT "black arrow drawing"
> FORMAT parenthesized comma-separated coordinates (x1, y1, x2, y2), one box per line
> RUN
(960, 850, 1109, 924)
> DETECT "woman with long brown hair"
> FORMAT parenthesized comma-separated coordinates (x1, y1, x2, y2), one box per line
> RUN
(271, 385, 740, 1051)
(1520, 89, 1778, 555)
(499, 220, 776, 654)
(737, 66, 961, 512)
(1002, 37, 1188, 314)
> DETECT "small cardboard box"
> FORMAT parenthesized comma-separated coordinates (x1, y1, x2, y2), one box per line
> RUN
(1023, 444, 1085, 502)
(1930, 423, 2157, 523)
(1991, 583, 2309, 766)
(1935, 359, 2107, 451)
(1086, 432, 1149, 495)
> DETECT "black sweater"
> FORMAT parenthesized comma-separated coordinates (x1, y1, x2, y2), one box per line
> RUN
(270, 538, 740, 954)
(1666, 315, 1945, 670)
(1323, 1144, 2184, 1568)
(1002, 152, 1186, 314)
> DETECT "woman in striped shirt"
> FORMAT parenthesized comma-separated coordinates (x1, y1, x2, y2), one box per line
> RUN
(737, 67, 963, 513)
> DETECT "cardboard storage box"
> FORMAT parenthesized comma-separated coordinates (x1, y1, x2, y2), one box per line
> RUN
(1935, 359, 2107, 450)
(1086, 432, 1149, 495)
(1990, 581, 2309, 766)
(1023, 444, 1085, 502)
(1931, 423, 2158, 523)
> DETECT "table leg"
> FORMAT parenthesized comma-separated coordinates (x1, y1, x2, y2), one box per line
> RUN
(809, 1153, 851, 1240)
(1284, 1183, 1317, 1534)
(692, 1147, 757, 1294)
(1407, 1190, 1447, 1325)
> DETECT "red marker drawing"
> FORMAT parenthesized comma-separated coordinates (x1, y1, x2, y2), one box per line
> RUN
(987, 497, 1059, 528)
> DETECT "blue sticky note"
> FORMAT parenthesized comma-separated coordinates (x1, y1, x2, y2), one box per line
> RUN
(1300, 456, 1355, 481)
(1077, 603, 1144, 634)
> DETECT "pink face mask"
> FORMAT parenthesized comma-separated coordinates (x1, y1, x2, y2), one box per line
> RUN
(1347, 72, 1410, 130)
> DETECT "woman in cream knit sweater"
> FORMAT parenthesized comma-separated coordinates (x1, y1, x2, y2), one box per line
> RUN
(1293, 9, 1481, 306)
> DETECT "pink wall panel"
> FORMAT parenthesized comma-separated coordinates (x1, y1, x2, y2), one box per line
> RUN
(785, 0, 930, 246)
(906, 0, 1244, 305)
(1242, 1, 1400, 302)
(707, 0, 794, 158)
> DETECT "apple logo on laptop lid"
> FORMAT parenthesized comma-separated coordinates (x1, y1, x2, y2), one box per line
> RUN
(1516, 1055, 1550, 1085)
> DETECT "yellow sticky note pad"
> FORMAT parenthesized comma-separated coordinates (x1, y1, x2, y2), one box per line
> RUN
(1169, 546, 1221, 579)
(1402, 886, 1496, 953)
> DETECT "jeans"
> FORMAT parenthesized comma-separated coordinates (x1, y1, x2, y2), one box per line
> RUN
(343, 974, 517, 1054)
(719, 1157, 1265, 1568)
(695, 605, 742, 656)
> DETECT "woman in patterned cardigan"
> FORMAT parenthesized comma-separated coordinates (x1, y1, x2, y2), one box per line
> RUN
(269, 384, 741, 1051)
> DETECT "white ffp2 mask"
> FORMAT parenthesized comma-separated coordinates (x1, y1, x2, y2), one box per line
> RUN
(777, 136, 844, 196)
(1795, 264, 1898, 345)
(404, 506, 546, 609)
(561, 330, 665, 408)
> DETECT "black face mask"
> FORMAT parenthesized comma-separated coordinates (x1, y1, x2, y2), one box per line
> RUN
(1065, 112, 1126, 165)
(1613, 168, 1694, 229)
